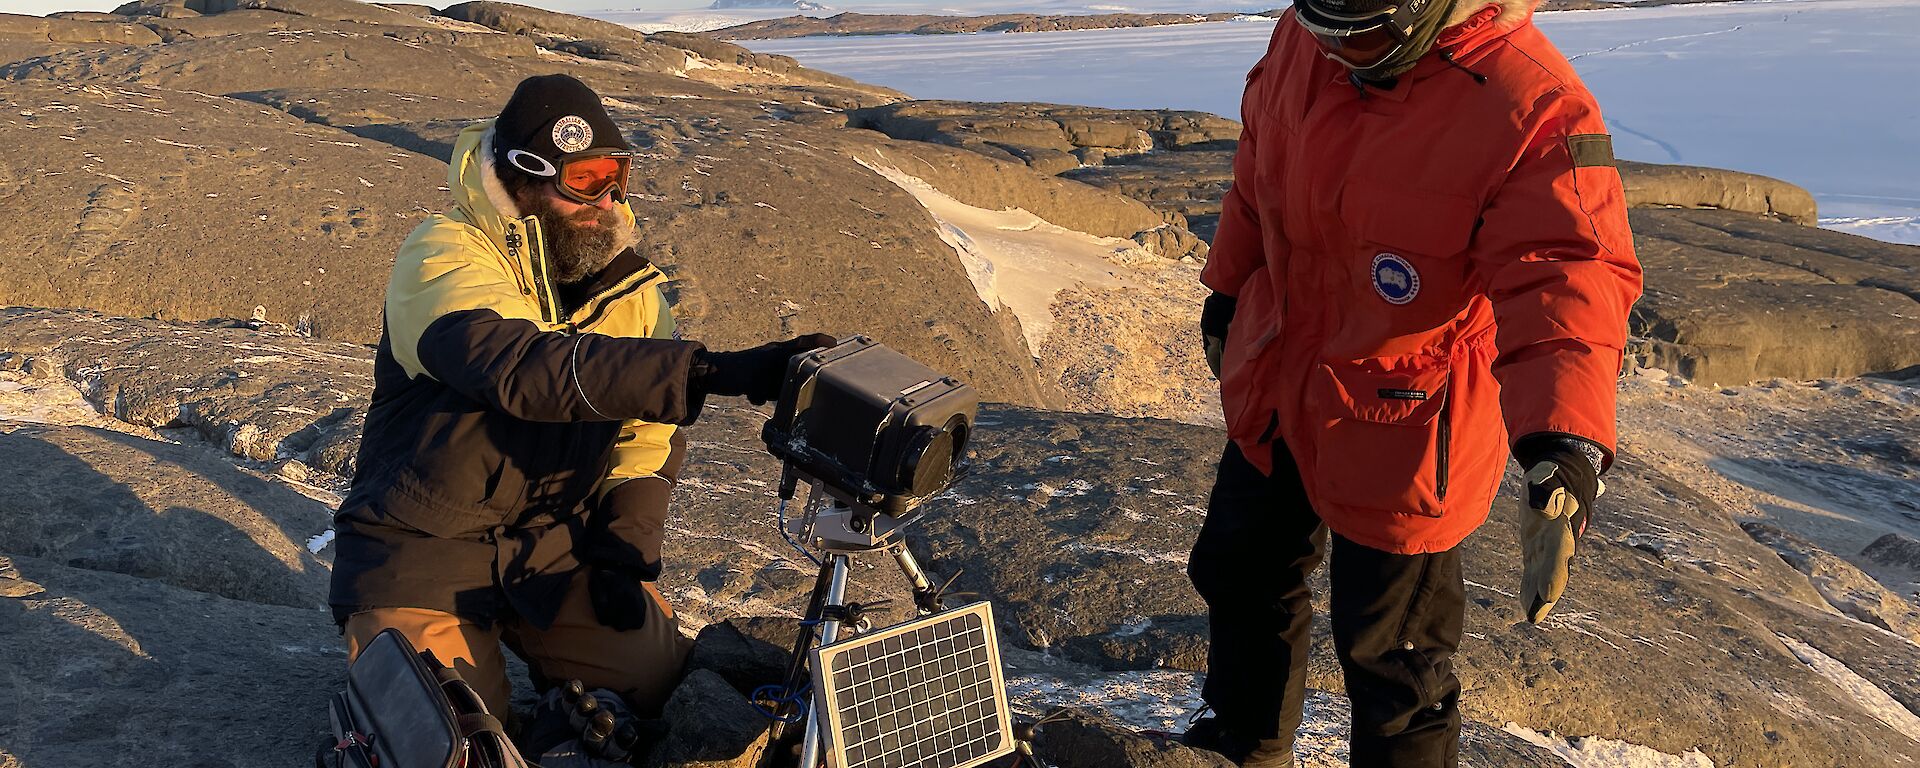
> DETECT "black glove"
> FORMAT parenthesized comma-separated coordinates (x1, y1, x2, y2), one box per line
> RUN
(1512, 433, 1606, 623)
(692, 333, 837, 405)
(587, 566, 655, 632)
(1200, 292, 1236, 379)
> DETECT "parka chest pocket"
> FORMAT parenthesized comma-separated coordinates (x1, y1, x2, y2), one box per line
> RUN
(1338, 181, 1480, 317)
(1308, 354, 1453, 517)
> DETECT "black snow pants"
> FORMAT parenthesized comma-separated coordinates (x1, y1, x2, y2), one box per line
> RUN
(1188, 441, 1466, 767)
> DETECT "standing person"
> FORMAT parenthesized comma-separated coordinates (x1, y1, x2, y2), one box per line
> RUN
(327, 73, 833, 755)
(1186, 0, 1642, 765)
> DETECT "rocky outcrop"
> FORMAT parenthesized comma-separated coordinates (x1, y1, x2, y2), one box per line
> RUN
(4, 313, 1920, 766)
(650, 670, 771, 768)
(0, 310, 375, 475)
(848, 100, 1232, 259)
(1032, 709, 1235, 768)
(1062, 150, 1235, 242)
(1628, 207, 1920, 385)
(1620, 160, 1820, 225)
(1864, 534, 1920, 573)
(0, 12, 161, 45)
(849, 100, 1237, 178)
(1743, 522, 1920, 644)
(439, 0, 651, 43)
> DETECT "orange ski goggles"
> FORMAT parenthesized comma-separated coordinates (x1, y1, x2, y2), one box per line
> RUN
(506, 148, 633, 204)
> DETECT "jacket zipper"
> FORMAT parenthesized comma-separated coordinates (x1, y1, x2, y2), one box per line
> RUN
(518, 217, 560, 325)
(569, 268, 664, 332)
(1436, 392, 1451, 501)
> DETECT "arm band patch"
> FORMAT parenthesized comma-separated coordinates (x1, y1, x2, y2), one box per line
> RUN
(1567, 134, 1615, 168)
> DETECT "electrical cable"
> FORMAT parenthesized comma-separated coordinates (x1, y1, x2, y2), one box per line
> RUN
(777, 496, 822, 567)
(749, 682, 812, 724)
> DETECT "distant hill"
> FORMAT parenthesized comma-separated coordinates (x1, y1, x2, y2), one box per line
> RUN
(710, 0, 832, 11)
(703, 0, 1757, 40)
(708, 10, 1269, 40)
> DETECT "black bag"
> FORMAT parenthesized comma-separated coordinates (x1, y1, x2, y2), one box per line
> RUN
(317, 628, 531, 768)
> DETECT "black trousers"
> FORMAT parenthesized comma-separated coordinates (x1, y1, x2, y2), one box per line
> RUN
(1188, 441, 1465, 767)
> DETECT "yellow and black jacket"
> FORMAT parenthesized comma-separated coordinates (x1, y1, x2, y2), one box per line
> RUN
(330, 122, 700, 628)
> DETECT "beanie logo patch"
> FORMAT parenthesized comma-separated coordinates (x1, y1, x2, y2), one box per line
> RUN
(553, 115, 593, 154)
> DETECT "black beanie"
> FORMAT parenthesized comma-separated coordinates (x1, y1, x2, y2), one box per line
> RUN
(492, 74, 629, 179)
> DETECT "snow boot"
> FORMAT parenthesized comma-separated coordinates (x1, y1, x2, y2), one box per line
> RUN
(1181, 716, 1296, 768)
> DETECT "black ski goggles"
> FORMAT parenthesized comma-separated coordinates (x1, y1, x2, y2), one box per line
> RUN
(506, 147, 633, 204)
(1292, 0, 1426, 69)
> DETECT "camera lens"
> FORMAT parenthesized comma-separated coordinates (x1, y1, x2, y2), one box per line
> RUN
(898, 418, 967, 498)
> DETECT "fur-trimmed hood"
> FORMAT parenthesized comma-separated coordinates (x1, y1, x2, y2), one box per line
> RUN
(1445, 0, 1541, 32)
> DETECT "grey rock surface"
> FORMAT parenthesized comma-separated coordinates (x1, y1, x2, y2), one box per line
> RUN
(1033, 708, 1234, 768)
(0, 421, 335, 608)
(1743, 521, 1920, 643)
(0, 554, 341, 768)
(0, 80, 446, 342)
(1062, 150, 1234, 242)
(1864, 533, 1920, 572)
(1620, 159, 1820, 224)
(1628, 207, 1920, 385)
(2, 314, 1920, 766)
(649, 669, 770, 768)
(0, 12, 161, 44)
(684, 617, 797, 697)
(0, 309, 377, 475)
(439, 0, 653, 42)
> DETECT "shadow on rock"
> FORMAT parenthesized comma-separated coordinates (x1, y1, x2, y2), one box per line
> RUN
(0, 423, 334, 608)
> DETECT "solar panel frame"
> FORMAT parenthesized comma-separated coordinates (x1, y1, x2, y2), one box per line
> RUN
(810, 602, 1014, 768)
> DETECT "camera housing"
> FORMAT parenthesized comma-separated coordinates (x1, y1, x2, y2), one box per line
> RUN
(762, 336, 977, 519)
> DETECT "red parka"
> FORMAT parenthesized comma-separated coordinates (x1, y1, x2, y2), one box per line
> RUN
(1203, 0, 1643, 554)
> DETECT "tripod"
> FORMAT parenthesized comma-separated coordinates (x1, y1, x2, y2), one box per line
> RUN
(762, 473, 945, 768)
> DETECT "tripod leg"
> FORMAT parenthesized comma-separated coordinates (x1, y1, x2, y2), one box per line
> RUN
(892, 544, 939, 614)
(767, 558, 835, 757)
(799, 554, 851, 768)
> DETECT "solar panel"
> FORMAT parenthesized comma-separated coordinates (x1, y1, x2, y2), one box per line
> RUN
(810, 602, 1015, 768)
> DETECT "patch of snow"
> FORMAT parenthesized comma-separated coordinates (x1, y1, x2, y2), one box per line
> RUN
(855, 156, 1154, 351)
(305, 528, 336, 554)
(1502, 724, 1715, 767)
(1778, 635, 1920, 742)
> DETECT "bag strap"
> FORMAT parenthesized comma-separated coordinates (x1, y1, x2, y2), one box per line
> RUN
(457, 712, 507, 738)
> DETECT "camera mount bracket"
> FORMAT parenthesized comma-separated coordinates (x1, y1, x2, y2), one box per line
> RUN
(764, 478, 945, 768)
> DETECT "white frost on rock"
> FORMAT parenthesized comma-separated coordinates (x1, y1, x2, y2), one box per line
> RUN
(1502, 724, 1714, 767)
(1778, 635, 1920, 743)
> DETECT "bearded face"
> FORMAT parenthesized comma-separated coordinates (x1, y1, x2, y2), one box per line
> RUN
(513, 182, 632, 286)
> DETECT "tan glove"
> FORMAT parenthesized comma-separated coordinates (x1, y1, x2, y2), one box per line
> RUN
(1516, 439, 1605, 623)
